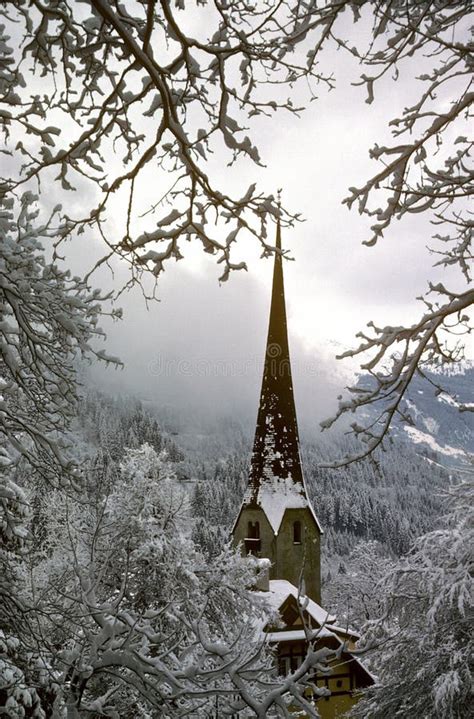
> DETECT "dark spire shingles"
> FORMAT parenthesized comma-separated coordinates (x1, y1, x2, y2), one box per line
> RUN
(243, 221, 310, 526)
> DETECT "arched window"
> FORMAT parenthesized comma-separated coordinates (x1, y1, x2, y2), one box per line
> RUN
(248, 521, 260, 539)
(293, 520, 302, 544)
(245, 521, 261, 555)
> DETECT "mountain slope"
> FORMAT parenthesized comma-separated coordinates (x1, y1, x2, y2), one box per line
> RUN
(397, 363, 473, 469)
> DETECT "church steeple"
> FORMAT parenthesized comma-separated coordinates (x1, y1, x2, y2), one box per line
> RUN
(232, 218, 322, 603)
(231, 218, 373, 702)
(248, 217, 304, 499)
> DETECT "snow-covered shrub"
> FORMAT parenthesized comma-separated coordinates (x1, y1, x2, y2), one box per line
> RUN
(351, 482, 473, 719)
(27, 444, 330, 717)
(0, 192, 118, 717)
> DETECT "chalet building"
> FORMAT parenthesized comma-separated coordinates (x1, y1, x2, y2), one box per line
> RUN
(232, 220, 373, 717)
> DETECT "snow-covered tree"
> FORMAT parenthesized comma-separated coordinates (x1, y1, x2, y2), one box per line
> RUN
(0, 192, 119, 718)
(0, 192, 120, 483)
(322, 540, 395, 631)
(22, 444, 332, 717)
(351, 481, 473, 719)
(1, 2, 472, 453)
(1, 1, 472, 710)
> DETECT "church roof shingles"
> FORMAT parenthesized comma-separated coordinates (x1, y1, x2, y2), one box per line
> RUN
(239, 220, 322, 535)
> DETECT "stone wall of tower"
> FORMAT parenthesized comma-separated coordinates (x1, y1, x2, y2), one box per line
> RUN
(233, 506, 321, 604)
(275, 508, 321, 604)
(233, 507, 274, 561)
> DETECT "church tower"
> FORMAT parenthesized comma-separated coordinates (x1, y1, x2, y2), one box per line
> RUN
(232, 220, 322, 603)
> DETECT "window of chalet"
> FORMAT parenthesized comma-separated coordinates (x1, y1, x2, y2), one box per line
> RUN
(293, 520, 302, 544)
(278, 653, 303, 676)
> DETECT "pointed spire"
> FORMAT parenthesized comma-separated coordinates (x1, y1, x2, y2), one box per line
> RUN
(247, 217, 304, 506)
(232, 212, 322, 600)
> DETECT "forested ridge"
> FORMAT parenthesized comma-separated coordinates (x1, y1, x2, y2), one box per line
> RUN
(67, 387, 457, 556)
(53, 387, 451, 577)
(4, 380, 471, 717)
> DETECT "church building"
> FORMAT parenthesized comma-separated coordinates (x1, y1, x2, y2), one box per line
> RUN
(232, 219, 373, 718)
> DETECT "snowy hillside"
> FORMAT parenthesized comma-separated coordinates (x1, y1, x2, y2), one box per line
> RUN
(395, 364, 473, 469)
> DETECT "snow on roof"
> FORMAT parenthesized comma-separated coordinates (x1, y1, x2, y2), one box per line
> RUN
(263, 580, 372, 684)
(249, 556, 272, 570)
(239, 390, 324, 535)
(257, 476, 308, 533)
(325, 623, 360, 640)
(267, 580, 337, 626)
(266, 628, 335, 643)
(243, 472, 323, 535)
(265, 631, 374, 684)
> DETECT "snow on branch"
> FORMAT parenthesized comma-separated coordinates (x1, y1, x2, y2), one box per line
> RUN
(3, 4, 470, 453)
(319, 2, 473, 462)
(0, 0, 342, 284)
(321, 284, 473, 466)
(0, 192, 122, 486)
(22, 446, 335, 717)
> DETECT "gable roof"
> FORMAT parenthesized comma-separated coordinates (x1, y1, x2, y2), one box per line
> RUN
(233, 484, 323, 535)
(266, 579, 337, 627)
(264, 579, 373, 687)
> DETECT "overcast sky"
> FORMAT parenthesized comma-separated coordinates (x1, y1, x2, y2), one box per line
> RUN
(55, 8, 470, 435)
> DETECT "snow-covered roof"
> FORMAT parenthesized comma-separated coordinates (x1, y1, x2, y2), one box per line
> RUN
(264, 580, 372, 684)
(267, 579, 337, 626)
(244, 473, 323, 535)
(323, 622, 360, 640)
(266, 628, 335, 643)
(266, 628, 375, 686)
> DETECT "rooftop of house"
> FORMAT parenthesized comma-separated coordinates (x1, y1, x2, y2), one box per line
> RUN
(266, 579, 338, 628)
(263, 579, 374, 686)
(268, 579, 360, 640)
